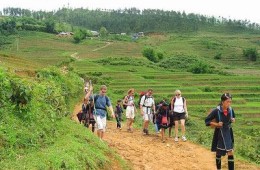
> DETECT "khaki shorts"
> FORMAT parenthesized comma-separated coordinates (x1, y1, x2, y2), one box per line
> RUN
(143, 113, 153, 122)
(95, 115, 106, 132)
(126, 106, 135, 119)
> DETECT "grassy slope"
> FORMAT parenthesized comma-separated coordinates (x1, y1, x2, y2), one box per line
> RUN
(1, 30, 260, 165)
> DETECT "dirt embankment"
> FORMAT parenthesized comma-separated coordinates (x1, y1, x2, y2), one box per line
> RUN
(72, 103, 259, 170)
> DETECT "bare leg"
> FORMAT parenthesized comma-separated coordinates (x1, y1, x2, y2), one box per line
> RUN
(127, 118, 130, 130)
(169, 127, 172, 137)
(161, 129, 165, 142)
(180, 119, 186, 136)
(97, 130, 104, 140)
(129, 118, 134, 129)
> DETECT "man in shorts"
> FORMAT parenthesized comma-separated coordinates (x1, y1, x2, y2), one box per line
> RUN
(139, 89, 155, 135)
(85, 85, 115, 140)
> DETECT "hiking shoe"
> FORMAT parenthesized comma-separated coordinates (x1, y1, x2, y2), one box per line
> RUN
(143, 129, 146, 135)
(174, 137, 178, 142)
(182, 136, 187, 142)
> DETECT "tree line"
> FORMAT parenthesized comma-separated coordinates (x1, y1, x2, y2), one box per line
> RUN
(1, 7, 260, 35)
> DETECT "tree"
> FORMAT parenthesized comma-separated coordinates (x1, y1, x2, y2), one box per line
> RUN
(45, 19, 56, 33)
(0, 18, 16, 35)
(142, 47, 158, 63)
(189, 62, 213, 74)
(99, 26, 108, 38)
(243, 48, 258, 61)
(73, 29, 87, 43)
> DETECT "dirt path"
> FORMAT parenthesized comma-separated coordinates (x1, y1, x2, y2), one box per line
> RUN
(104, 121, 216, 170)
(71, 52, 79, 60)
(72, 103, 259, 170)
(92, 42, 112, 52)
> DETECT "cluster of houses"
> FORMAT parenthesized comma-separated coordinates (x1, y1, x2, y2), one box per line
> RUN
(57, 31, 144, 40)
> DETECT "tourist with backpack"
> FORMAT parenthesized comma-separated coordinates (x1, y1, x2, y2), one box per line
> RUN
(115, 99, 123, 129)
(156, 101, 169, 142)
(139, 89, 156, 135)
(85, 84, 115, 140)
(170, 89, 188, 142)
(123, 88, 136, 132)
(205, 93, 236, 170)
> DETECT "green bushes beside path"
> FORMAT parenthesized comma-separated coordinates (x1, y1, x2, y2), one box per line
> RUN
(0, 67, 126, 169)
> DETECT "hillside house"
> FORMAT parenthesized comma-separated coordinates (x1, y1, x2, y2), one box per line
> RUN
(57, 32, 74, 37)
(138, 32, 144, 37)
(90, 31, 99, 37)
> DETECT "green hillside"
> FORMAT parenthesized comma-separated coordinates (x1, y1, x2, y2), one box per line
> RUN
(1, 30, 260, 168)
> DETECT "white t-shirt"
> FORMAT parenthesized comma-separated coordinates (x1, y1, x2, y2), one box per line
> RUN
(127, 96, 134, 106)
(140, 95, 154, 114)
(173, 97, 185, 113)
(140, 95, 154, 107)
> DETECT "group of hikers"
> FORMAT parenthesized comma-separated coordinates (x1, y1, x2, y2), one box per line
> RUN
(77, 81, 236, 170)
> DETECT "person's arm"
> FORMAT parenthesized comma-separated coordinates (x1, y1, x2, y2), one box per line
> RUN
(108, 105, 115, 118)
(231, 108, 235, 123)
(184, 99, 188, 118)
(139, 96, 145, 115)
(170, 97, 174, 110)
(152, 98, 156, 114)
(205, 109, 223, 128)
(84, 85, 93, 100)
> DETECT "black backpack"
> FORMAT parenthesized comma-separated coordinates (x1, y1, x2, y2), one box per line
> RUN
(123, 95, 130, 109)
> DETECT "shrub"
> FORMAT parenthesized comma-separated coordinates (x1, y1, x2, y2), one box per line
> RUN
(73, 29, 87, 43)
(189, 61, 213, 74)
(142, 47, 158, 63)
(157, 51, 164, 60)
(204, 86, 213, 92)
(214, 52, 222, 60)
(243, 48, 258, 61)
(158, 55, 199, 70)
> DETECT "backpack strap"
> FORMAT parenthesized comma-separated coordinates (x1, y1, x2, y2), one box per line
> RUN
(94, 94, 98, 103)
(105, 95, 109, 104)
(217, 109, 221, 122)
(142, 95, 147, 107)
(229, 106, 233, 119)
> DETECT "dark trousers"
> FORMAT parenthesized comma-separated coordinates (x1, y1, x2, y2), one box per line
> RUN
(116, 116, 121, 128)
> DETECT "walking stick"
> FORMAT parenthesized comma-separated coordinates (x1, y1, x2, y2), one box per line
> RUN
(89, 80, 97, 121)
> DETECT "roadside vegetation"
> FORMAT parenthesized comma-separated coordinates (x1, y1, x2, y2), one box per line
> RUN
(0, 67, 128, 169)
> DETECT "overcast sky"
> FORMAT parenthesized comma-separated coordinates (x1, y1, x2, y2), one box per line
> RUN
(1, 0, 259, 24)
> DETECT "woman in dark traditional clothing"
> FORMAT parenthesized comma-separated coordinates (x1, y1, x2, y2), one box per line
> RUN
(205, 93, 235, 170)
